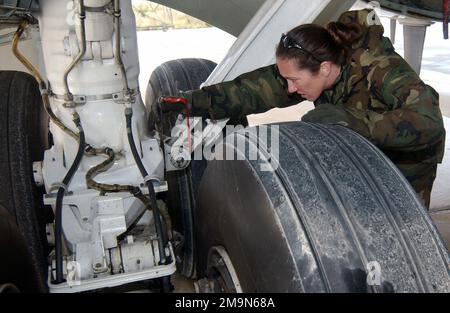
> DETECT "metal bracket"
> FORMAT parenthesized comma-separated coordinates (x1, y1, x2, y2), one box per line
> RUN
(51, 88, 139, 106)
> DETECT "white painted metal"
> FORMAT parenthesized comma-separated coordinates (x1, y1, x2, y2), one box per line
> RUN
(37, 0, 162, 240)
(48, 244, 177, 293)
(37, 0, 153, 177)
(399, 16, 433, 75)
(32, 161, 44, 187)
(45, 191, 144, 252)
(39, 0, 156, 183)
(34, 0, 173, 291)
(110, 240, 157, 273)
(84, 0, 111, 6)
(93, 195, 128, 250)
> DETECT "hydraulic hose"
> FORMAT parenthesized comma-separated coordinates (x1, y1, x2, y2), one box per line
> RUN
(134, 192, 173, 239)
(12, 20, 78, 140)
(62, 0, 86, 103)
(118, 192, 172, 242)
(113, 0, 130, 95)
(54, 113, 85, 284)
(125, 108, 169, 265)
(85, 147, 140, 193)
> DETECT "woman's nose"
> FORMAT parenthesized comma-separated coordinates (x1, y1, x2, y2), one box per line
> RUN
(287, 80, 297, 94)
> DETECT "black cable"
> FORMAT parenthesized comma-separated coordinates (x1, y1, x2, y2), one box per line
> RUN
(54, 113, 85, 284)
(125, 108, 173, 292)
(125, 109, 169, 265)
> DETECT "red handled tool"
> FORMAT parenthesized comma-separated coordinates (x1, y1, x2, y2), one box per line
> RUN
(159, 96, 191, 153)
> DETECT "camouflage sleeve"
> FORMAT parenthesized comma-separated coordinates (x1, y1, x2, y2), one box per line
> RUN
(182, 64, 303, 125)
(365, 56, 445, 152)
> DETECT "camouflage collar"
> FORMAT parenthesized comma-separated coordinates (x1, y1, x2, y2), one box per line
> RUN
(330, 64, 349, 89)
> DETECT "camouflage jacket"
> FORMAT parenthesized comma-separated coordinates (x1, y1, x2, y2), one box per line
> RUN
(184, 9, 445, 164)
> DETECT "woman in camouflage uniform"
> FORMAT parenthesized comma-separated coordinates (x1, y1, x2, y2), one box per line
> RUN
(161, 9, 445, 208)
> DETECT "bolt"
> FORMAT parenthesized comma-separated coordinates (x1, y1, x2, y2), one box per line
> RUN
(136, 259, 141, 265)
(95, 263, 102, 268)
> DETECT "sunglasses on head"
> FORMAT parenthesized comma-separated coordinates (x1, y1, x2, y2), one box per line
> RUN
(280, 33, 323, 62)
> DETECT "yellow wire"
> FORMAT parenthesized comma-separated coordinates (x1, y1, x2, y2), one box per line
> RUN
(12, 20, 78, 140)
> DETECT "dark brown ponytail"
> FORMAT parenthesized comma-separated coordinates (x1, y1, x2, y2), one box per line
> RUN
(326, 21, 363, 47)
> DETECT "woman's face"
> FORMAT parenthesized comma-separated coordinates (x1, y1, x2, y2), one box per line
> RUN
(276, 57, 328, 102)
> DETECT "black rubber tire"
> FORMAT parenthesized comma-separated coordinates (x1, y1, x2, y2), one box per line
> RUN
(0, 204, 39, 293)
(145, 58, 216, 278)
(0, 71, 49, 292)
(196, 122, 450, 292)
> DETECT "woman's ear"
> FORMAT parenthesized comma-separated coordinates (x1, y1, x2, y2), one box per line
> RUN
(319, 61, 332, 77)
